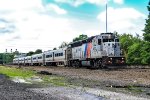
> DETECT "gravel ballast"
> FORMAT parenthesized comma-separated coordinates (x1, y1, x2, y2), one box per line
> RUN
(0, 74, 59, 100)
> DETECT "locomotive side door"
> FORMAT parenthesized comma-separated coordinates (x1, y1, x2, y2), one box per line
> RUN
(67, 47, 72, 60)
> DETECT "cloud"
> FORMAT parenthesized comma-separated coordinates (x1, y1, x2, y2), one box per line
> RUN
(113, 0, 124, 4)
(0, 19, 16, 34)
(54, 0, 124, 7)
(54, 0, 108, 7)
(0, 0, 44, 13)
(45, 4, 67, 14)
(0, 0, 69, 52)
(97, 7, 146, 35)
(0, 0, 100, 53)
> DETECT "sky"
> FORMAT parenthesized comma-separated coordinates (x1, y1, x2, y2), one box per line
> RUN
(0, 0, 148, 53)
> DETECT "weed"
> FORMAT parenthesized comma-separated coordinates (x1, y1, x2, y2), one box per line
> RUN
(0, 66, 35, 78)
(126, 85, 143, 93)
(41, 75, 68, 86)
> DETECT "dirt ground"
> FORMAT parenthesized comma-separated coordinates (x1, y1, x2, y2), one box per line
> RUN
(24, 66, 150, 99)
(26, 66, 150, 86)
(5, 65, 150, 99)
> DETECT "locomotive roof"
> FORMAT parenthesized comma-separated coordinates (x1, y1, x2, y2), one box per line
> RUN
(69, 36, 95, 45)
(100, 32, 113, 35)
(69, 36, 96, 47)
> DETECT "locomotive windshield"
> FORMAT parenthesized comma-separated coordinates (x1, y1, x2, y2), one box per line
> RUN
(115, 39, 119, 42)
(103, 39, 114, 42)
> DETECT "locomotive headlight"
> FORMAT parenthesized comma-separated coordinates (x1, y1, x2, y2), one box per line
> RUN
(110, 58, 112, 60)
(122, 57, 124, 60)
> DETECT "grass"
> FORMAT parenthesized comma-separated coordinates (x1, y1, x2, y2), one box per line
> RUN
(41, 75, 68, 86)
(126, 85, 143, 93)
(0, 66, 69, 86)
(0, 66, 35, 78)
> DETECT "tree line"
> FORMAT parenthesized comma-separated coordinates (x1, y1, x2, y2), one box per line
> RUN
(118, 1, 150, 65)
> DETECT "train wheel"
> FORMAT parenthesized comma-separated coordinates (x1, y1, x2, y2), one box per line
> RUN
(75, 61, 80, 68)
(93, 61, 99, 69)
(72, 61, 76, 67)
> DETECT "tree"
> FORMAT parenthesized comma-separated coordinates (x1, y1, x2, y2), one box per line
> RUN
(127, 42, 142, 64)
(73, 34, 88, 42)
(143, 1, 150, 42)
(119, 34, 135, 59)
(0, 53, 14, 64)
(53, 48, 57, 50)
(119, 33, 150, 65)
(140, 41, 150, 64)
(34, 49, 42, 54)
(13, 51, 19, 55)
(26, 51, 34, 56)
(59, 41, 68, 48)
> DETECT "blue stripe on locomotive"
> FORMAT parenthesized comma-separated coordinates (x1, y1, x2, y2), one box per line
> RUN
(84, 43, 88, 58)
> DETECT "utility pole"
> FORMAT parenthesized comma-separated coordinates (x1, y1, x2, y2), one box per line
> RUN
(106, 0, 108, 33)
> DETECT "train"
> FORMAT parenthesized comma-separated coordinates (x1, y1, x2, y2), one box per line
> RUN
(13, 33, 125, 68)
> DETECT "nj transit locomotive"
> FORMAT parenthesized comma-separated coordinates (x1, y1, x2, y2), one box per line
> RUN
(13, 33, 125, 68)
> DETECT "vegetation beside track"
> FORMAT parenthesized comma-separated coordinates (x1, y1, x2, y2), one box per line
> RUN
(0, 66, 69, 86)
(0, 66, 35, 78)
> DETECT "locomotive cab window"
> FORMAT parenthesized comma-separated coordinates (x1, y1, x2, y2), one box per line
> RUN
(115, 39, 119, 42)
(103, 39, 114, 42)
(109, 39, 114, 42)
(103, 39, 108, 42)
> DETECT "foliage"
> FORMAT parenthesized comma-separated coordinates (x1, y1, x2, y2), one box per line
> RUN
(13, 50, 19, 55)
(53, 48, 57, 50)
(127, 42, 142, 64)
(34, 49, 42, 54)
(0, 66, 35, 78)
(26, 51, 34, 56)
(42, 76, 68, 86)
(26, 49, 42, 56)
(59, 41, 68, 48)
(0, 53, 14, 64)
(73, 34, 88, 42)
(118, 1, 150, 65)
(119, 34, 150, 65)
(143, 1, 150, 42)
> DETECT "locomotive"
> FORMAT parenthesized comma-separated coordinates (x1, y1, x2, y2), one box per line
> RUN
(13, 33, 125, 68)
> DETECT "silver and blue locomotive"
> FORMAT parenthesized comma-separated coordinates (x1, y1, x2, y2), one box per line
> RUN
(13, 33, 125, 68)
(67, 33, 125, 68)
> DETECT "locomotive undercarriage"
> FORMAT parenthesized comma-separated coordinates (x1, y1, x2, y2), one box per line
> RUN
(68, 56, 125, 69)
(68, 60, 81, 68)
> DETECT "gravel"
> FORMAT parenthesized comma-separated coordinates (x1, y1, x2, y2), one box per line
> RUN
(7, 65, 150, 100)
(0, 74, 59, 100)
(0, 74, 105, 100)
(29, 66, 150, 86)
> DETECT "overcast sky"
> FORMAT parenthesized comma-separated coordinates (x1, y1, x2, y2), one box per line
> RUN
(0, 0, 148, 53)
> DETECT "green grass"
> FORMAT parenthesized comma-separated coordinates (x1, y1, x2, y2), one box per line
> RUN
(126, 85, 143, 93)
(42, 75, 68, 86)
(0, 66, 35, 78)
(0, 66, 69, 86)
